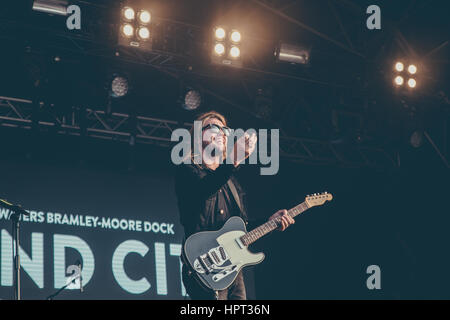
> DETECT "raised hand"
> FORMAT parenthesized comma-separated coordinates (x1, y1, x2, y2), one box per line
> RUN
(232, 132, 257, 166)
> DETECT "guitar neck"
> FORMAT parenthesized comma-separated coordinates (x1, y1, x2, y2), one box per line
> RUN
(240, 201, 310, 246)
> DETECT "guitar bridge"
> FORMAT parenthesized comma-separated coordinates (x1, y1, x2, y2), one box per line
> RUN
(195, 246, 230, 274)
(212, 264, 238, 282)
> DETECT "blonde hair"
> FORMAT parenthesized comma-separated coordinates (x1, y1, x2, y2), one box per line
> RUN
(190, 111, 228, 165)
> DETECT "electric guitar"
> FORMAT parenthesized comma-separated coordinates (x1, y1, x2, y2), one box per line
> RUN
(181, 192, 333, 291)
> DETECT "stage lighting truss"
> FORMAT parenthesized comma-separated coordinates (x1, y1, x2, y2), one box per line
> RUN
(211, 26, 242, 67)
(118, 5, 152, 51)
(393, 61, 418, 90)
(0, 96, 397, 169)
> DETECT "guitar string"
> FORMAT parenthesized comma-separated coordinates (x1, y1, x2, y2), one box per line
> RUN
(240, 202, 310, 246)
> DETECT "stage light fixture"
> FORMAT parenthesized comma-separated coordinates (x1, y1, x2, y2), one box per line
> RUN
(138, 10, 151, 24)
(395, 76, 404, 86)
(32, 0, 68, 16)
(118, 5, 152, 51)
(214, 43, 225, 56)
(395, 62, 404, 72)
(407, 78, 416, 88)
(123, 7, 135, 20)
(211, 26, 242, 67)
(230, 46, 240, 58)
(215, 27, 226, 40)
(230, 30, 241, 43)
(183, 90, 202, 111)
(408, 64, 417, 74)
(122, 24, 134, 37)
(110, 75, 129, 98)
(393, 60, 419, 91)
(138, 27, 150, 40)
(275, 42, 310, 65)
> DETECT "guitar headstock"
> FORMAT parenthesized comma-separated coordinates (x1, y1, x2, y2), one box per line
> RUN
(305, 192, 333, 207)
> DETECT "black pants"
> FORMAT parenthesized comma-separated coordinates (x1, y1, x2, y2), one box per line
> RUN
(182, 264, 246, 300)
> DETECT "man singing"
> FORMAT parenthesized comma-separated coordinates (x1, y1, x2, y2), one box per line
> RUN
(174, 111, 294, 300)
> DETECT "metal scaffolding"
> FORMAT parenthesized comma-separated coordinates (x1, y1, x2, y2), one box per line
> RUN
(0, 95, 397, 168)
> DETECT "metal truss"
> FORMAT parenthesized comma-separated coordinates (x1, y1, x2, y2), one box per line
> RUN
(250, 0, 365, 58)
(0, 96, 397, 168)
(0, 12, 346, 88)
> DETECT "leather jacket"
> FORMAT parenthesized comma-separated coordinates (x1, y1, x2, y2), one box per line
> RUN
(174, 163, 249, 240)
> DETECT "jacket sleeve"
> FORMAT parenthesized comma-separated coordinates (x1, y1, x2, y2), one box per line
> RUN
(175, 164, 240, 237)
(178, 164, 240, 199)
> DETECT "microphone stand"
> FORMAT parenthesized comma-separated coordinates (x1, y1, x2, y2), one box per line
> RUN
(46, 282, 72, 300)
(45, 267, 82, 300)
(0, 199, 30, 301)
(10, 211, 21, 300)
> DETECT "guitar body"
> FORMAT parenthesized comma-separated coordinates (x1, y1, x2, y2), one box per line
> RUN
(182, 216, 265, 291)
(181, 192, 332, 292)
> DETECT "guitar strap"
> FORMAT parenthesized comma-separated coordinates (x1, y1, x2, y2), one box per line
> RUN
(227, 179, 245, 218)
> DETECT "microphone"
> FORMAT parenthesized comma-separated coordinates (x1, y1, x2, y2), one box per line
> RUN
(0, 199, 30, 216)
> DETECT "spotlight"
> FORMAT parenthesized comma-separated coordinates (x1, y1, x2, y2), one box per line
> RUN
(230, 46, 240, 58)
(394, 76, 404, 86)
(137, 27, 150, 40)
(118, 6, 152, 51)
(138, 10, 151, 24)
(395, 62, 404, 72)
(407, 78, 416, 88)
(123, 7, 135, 20)
(392, 60, 420, 91)
(183, 90, 202, 111)
(408, 64, 417, 74)
(122, 24, 134, 37)
(230, 30, 241, 43)
(215, 27, 226, 40)
(110, 75, 129, 98)
(275, 42, 310, 65)
(32, 0, 68, 16)
(211, 26, 242, 67)
(214, 43, 225, 56)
